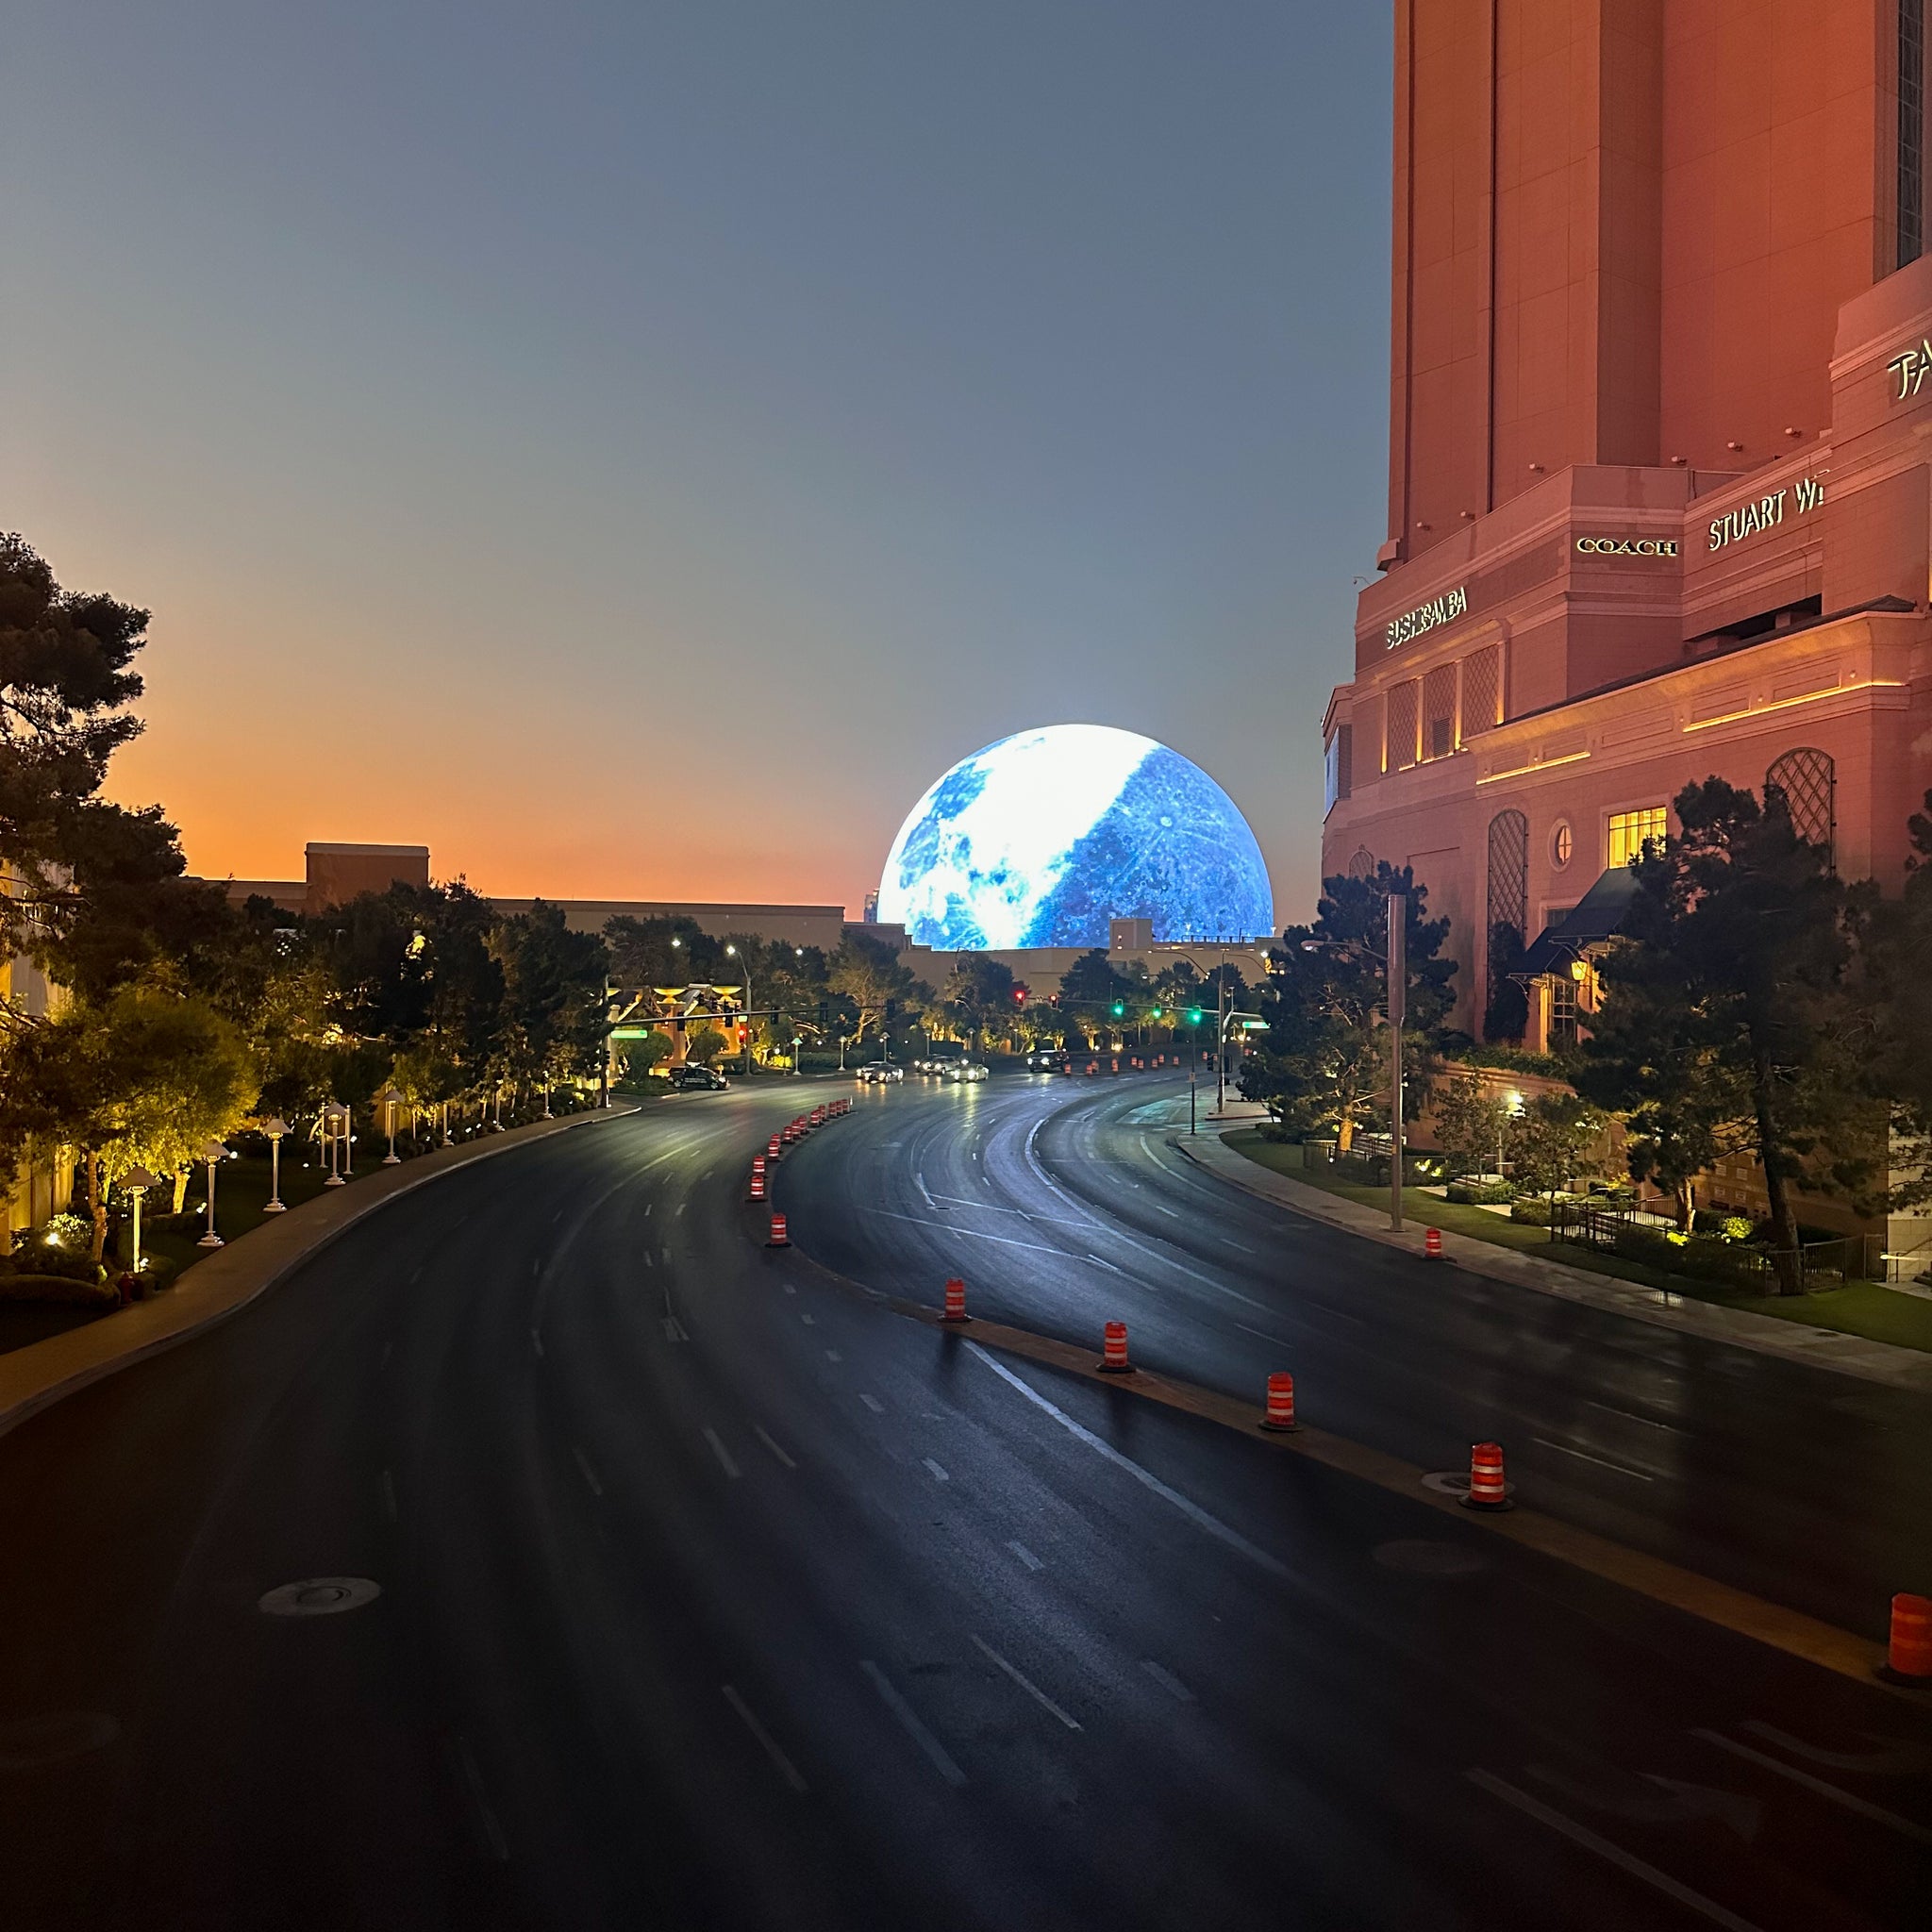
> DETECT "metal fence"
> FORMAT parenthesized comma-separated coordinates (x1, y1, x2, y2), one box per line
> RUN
(1557, 1204, 1883, 1289)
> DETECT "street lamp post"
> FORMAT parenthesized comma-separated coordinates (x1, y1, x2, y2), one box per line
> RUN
(1388, 891, 1407, 1234)
(123, 1165, 158, 1274)
(725, 943, 755, 1077)
(262, 1117, 290, 1212)
(380, 1087, 405, 1164)
(197, 1139, 230, 1247)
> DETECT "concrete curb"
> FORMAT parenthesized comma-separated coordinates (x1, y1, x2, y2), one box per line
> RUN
(1172, 1129, 1932, 1392)
(0, 1104, 640, 1442)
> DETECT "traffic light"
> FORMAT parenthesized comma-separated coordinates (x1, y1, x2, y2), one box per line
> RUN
(1150, 1005, 1163, 1019)
(1188, 1007, 1204, 1024)
(1110, 1001, 1125, 1019)
(1012, 985, 1028, 1006)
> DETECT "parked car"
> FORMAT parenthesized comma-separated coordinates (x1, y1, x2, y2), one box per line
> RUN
(669, 1064, 729, 1091)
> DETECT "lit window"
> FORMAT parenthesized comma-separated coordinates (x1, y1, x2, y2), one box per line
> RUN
(1551, 821, 1573, 870)
(1608, 806, 1667, 869)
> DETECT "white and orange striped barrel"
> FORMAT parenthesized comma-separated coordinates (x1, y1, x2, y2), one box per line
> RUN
(1261, 1372, 1297, 1431)
(767, 1212, 790, 1247)
(941, 1276, 968, 1324)
(1099, 1319, 1129, 1372)
(1464, 1441, 1508, 1508)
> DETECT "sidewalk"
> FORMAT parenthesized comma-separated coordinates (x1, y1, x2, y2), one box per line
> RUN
(0, 1104, 639, 1441)
(1173, 1129, 1932, 1393)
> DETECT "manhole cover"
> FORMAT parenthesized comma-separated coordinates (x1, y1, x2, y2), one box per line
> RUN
(1373, 1540, 1487, 1577)
(258, 1576, 382, 1618)
(0, 1710, 119, 1771)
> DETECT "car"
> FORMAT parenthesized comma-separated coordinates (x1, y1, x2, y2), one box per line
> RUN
(1025, 1050, 1068, 1072)
(955, 1061, 990, 1083)
(855, 1062, 904, 1084)
(668, 1063, 729, 1091)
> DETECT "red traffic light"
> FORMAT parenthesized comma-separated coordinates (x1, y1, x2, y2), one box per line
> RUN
(1012, 986, 1029, 1005)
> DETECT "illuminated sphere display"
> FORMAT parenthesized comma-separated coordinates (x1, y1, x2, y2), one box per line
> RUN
(877, 724, 1274, 951)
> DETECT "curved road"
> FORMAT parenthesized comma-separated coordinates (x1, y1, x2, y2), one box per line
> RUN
(0, 1080, 1924, 1931)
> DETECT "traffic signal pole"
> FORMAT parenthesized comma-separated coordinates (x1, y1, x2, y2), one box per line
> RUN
(1388, 891, 1406, 1233)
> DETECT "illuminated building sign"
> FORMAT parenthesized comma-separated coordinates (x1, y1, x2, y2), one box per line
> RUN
(1574, 536, 1678, 556)
(1888, 338, 1932, 398)
(1384, 585, 1468, 650)
(1707, 475, 1824, 552)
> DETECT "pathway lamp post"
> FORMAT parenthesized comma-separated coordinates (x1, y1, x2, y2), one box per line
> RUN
(197, 1140, 231, 1248)
(262, 1118, 290, 1212)
(323, 1104, 348, 1187)
(379, 1087, 406, 1165)
(791, 1033, 803, 1074)
(123, 1165, 159, 1274)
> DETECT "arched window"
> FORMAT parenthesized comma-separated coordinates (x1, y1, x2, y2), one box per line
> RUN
(1347, 845, 1375, 879)
(1766, 747, 1835, 863)
(1485, 810, 1529, 1042)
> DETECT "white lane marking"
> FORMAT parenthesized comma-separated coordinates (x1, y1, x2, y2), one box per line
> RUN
(971, 1633, 1081, 1731)
(1091, 1255, 1124, 1274)
(1141, 1659, 1194, 1703)
(801, 1313, 816, 1326)
(572, 1447, 603, 1496)
(529, 1330, 544, 1358)
(454, 1740, 509, 1861)
(858, 1207, 1061, 1255)
(755, 1426, 797, 1471)
(916, 1174, 937, 1209)
(964, 1342, 1289, 1580)
(1584, 1397, 1685, 1435)
(1532, 1436, 1658, 1483)
(1151, 1201, 1180, 1219)
(1236, 1321, 1296, 1349)
(644, 1203, 653, 1216)
(1224, 1240, 1257, 1256)
(861, 1661, 966, 1787)
(859, 1393, 885, 1414)
(722, 1686, 808, 1793)
(531, 1258, 541, 1277)
(379, 1470, 397, 1522)
(1467, 1771, 1764, 1932)
(1691, 1730, 1932, 1846)
(662, 1317, 689, 1341)
(783, 1283, 797, 1296)
(704, 1428, 741, 1479)
(675, 1202, 686, 1216)
(1007, 1540, 1043, 1572)
(825, 1350, 842, 1363)
(928, 1191, 1089, 1229)
(641, 1252, 655, 1269)
(923, 1457, 950, 1482)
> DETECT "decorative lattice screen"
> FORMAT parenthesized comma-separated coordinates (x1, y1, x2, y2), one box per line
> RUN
(1766, 747, 1835, 861)
(1462, 643, 1502, 737)
(1423, 663, 1457, 759)
(1387, 680, 1420, 770)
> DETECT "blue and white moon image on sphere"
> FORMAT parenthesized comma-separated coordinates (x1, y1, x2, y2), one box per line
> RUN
(877, 724, 1274, 951)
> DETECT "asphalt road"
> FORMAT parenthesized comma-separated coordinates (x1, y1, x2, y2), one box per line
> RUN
(0, 1079, 1926, 1932)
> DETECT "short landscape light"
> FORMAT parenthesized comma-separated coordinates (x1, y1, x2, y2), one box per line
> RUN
(379, 1087, 405, 1164)
(262, 1117, 290, 1212)
(197, 1139, 231, 1248)
(123, 1165, 159, 1272)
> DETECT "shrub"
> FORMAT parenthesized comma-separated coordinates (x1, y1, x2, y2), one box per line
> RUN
(1447, 1180, 1516, 1206)
(0, 1272, 117, 1307)
(7, 1240, 104, 1285)
(1509, 1196, 1586, 1226)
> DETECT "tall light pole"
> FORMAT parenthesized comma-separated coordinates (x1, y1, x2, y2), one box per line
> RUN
(197, 1140, 230, 1247)
(1388, 889, 1407, 1233)
(124, 1165, 158, 1273)
(262, 1118, 290, 1212)
(725, 943, 755, 1076)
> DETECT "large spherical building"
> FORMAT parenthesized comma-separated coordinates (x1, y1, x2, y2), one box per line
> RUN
(877, 724, 1273, 951)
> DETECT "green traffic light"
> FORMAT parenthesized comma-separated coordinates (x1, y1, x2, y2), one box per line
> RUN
(1110, 1001, 1125, 1018)
(1150, 1006, 1163, 1018)
(1188, 1008, 1203, 1024)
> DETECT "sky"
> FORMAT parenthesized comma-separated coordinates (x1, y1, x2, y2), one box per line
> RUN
(3, 2, 1392, 924)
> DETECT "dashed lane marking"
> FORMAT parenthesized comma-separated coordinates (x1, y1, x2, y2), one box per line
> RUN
(971, 1634, 1081, 1731)
(801, 1313, 815, 1326)
(924, 1457, 950, 1482)
(1140, 1660, 1194, 1703)
(1533, 1436, 1659, 1483)
(572, 1448, 603, 1496)
(529, 1330, 543, 1357)
(861, 1662, 966, 1787)
(858, 1206, 1063, 1256)
(1007, 1540, 1043, 1571)
(704, 1428, 741, 1479)
(825, 1350, 842, 1363)
(859, 1393, 884, 1414)
(754, 1425, 797, 1470)
(1467, 1771, 1761, 1932)
(723, 1686, 808, 1793)
(1691, 1730, 1932, 1846)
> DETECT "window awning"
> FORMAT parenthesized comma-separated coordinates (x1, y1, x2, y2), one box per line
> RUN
(1515, 867, 1641, 977)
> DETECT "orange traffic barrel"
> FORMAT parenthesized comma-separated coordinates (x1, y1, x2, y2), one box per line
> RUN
(1461, 1441, 1511, 1510)
(1097, 1320, 1132, 1374)
(1261, 1373, 1298, 1432)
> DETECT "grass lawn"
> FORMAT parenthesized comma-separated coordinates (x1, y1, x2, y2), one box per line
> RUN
(1224, 1129, 1932, 1355)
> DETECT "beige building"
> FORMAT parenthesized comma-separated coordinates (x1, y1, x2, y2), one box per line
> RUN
(2, 867, 73, 1240)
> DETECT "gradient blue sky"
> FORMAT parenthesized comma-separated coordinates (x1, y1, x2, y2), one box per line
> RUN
(4, 2, 1392, 921)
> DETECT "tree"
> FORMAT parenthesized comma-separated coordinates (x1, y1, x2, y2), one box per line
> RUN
(1580, 778, 1873, 1289)
(1057, 949, 1128, 1043)
(491, 901, 609, 1091)
(0, 986, 258, 1259)
(940, 954, 1018, 1050)
(1241, 863, 1458, 1146)
(1430, 1076, 1506, 1178)
(1505, 1092, 1607, 1237)
(829, 932, 921, 1044)
(686, 1022, 729, 1066)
